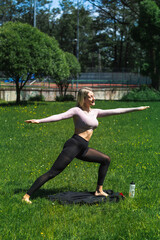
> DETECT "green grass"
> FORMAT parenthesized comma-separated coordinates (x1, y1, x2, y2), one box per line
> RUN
(0, 101, 159, 240)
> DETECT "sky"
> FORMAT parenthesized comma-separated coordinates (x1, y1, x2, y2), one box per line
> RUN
(50, 0, 60, 9)
(48, 0, 92, 10)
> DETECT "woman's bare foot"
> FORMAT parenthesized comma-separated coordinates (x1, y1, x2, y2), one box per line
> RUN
(94, 190, 108, 197)
(95, 185, 109, 197)
(22, 194, 32, 204)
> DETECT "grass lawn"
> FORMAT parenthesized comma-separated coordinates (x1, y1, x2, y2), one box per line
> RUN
(0, 100, 159, 240)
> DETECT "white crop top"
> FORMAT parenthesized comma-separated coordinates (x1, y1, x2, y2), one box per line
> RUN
(37, 106, 143, 131)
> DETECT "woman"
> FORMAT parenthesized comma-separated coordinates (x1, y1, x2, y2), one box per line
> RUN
(22, 88, 149, 203)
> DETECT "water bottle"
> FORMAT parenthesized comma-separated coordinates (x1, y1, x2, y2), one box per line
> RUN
(129, 181, 135, 198)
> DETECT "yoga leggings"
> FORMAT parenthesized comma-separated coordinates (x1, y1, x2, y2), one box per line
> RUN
(27, 134, 111, 196)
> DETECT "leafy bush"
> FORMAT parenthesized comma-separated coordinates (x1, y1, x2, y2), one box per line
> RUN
(28, 94, 45, 101)
(121, 86, 160, 101)
(56, 94, 75, 102)
(0, 21, 69, 103)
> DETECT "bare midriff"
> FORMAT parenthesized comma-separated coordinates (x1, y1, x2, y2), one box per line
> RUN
(74, 128, 93, 141)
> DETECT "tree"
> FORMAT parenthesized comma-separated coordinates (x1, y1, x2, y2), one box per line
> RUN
(132, 0, 160, 89)
(0, 0, 17, 24)
(54, 52, 81, 96)
(52, 2, 95, 71)
(0, 0, 53, 28)
(0, 21, 69, 103)
(88, 0, 142, 71)
(65, 52, 81, 93)
(2, 0, 152, 74)
(65, 52, 81, 79)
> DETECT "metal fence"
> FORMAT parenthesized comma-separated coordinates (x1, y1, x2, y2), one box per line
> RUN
(0, 71, 151, 90)
(71, 72, 151, 89)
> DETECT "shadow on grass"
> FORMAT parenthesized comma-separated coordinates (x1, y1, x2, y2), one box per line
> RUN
(120, 99, 160, 102)
(15, 187, 85, 199)
(0, 101, 48, 107)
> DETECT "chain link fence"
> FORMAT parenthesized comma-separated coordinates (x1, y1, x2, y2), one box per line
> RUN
(0, 70, 151, 90)
(71, 71, 151, 89)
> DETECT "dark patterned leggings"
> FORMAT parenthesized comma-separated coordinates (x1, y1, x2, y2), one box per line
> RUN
(27, 134, 111, 196)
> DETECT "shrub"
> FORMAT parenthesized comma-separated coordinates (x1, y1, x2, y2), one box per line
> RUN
(0, 22, 69, 103)
(121, 86, 160, 101)
(56, 94, 75, 102)
(28, 94, 45, 101)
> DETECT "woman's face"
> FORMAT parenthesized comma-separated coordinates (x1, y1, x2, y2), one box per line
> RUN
(84, 91, 95, 107)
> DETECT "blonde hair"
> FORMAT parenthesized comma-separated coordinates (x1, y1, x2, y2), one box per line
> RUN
(76, 87, 93, 108)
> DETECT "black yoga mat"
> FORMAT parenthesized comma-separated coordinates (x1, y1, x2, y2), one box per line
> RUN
(48, 190, 125, 204)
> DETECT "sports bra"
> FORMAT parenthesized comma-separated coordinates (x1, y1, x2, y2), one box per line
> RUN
(37, 106, 142, 131)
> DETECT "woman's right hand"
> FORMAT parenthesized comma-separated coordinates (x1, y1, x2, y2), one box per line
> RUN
(25, 119, 39, 124)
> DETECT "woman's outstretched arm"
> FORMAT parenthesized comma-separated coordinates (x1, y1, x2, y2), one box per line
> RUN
(95, 106, 150, 118)
(25, 107, 77, 124)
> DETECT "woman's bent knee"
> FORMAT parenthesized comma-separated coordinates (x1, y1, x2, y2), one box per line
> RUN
(104, 155, 111, 165)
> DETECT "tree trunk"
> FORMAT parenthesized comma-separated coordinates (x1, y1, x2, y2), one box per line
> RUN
(16, 86, 21, 104)
(16, 79, 21, 104)
(64, 83, 69, 96)
(113, 20, 118, 71)
(150, 48, 160, 90)
(124, 41, 129, 68)
(158, 78, 160, 90)
(59, 84, 63, 96)
(119, 30, 124, 70)
(151, 74, 160, 90)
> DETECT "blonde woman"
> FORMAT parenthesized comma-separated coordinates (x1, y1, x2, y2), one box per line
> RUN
(22, 88, 149, 203)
